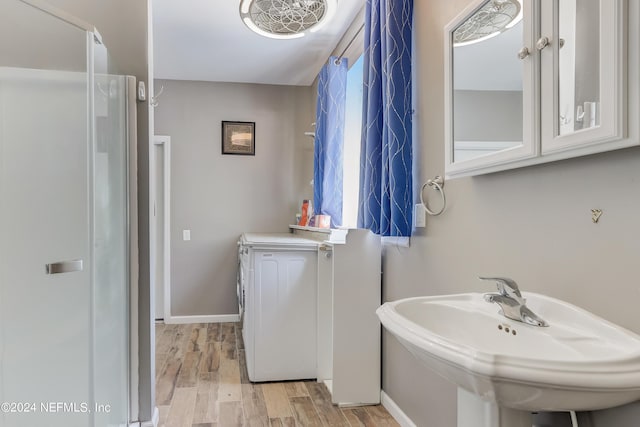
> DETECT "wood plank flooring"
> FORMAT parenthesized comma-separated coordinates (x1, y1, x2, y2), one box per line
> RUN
(156, 322, 400, 427)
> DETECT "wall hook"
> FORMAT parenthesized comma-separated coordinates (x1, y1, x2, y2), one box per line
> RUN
(151, 85, 165, 107)
(591, 209, 603, 223)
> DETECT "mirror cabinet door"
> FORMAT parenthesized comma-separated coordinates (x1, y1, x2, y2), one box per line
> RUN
(540, 0, 626, 154)
(445, 0, 538, 176)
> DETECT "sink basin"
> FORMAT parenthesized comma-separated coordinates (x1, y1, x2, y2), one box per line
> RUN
(377, 292, 640, 413)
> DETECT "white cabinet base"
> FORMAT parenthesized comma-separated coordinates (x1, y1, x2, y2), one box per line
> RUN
(314, 229, 382, 406)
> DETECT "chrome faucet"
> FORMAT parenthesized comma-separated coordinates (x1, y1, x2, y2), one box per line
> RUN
(479, 277, 549, 327)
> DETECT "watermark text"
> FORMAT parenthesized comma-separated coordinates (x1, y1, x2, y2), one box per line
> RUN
(1, 402, 111, 414)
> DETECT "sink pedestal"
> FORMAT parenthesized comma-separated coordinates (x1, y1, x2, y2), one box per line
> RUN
(378, 293, 640, 425)
(457, 389, 532, 427)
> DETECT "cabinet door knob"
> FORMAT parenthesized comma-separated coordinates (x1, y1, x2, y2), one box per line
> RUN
(536, 36, 550, 51)
(517, 46, 530, 60)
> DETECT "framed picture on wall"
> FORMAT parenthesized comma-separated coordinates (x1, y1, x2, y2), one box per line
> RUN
(221, 121, 255, 155)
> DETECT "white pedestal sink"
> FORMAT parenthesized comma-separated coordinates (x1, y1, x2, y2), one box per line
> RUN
(377, 293, 640, 427)
(457, 389, 531, 427)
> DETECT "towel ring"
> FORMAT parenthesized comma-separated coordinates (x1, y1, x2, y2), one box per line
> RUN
(420, 176, 446, 216)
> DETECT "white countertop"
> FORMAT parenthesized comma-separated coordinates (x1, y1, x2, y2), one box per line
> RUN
(241, 232, 319, 248)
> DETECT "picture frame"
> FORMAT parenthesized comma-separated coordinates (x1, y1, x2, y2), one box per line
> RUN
(221, 121, 255, 155)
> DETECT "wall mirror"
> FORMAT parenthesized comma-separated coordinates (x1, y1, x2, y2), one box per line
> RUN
(556, 0, 600, 136)
(539, 0, 626, 156)
(453, 0, 523, 162)
(445, 0, 538, 176)
(444, 0, 634, 178)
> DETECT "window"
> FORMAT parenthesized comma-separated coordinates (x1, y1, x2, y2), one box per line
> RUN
(341, 54, 364, 228)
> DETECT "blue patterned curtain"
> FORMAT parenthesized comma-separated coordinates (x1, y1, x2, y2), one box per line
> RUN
(314, 56, 348, 227)
(358, 0, 413, 237)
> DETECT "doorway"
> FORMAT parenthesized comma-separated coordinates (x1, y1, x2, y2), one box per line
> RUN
(153, 135, 171, 321)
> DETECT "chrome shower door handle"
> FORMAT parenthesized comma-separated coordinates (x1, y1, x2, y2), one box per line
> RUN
(45, 259, 83, 274)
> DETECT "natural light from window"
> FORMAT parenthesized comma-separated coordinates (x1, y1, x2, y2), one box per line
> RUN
(342, 54, 363, 228)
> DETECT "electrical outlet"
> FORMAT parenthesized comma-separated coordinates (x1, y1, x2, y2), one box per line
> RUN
(183, 229, 191, 241)
(415, 204, 426, 228)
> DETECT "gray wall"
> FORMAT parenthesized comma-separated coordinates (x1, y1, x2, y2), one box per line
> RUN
(41, 0, 154, 422)
(154, 79, 314, 316)
(381, 1, 640, 426)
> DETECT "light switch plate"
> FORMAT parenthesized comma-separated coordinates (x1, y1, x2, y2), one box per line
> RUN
(415, 204, 426, 228)
(183, 229, 191, 241)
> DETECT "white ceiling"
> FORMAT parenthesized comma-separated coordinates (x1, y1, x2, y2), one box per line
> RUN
(153, 0, 364, 86)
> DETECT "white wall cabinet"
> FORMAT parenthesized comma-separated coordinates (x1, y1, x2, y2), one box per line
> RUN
(539, 0, 627, 155)
(316, 229, 382, 406)
(444, 0, 638, 178)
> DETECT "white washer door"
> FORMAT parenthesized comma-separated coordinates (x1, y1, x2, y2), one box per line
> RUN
(252, 250, 317, 381)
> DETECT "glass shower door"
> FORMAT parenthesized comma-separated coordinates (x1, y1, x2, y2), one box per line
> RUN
(0, 1, 130, 426)
(92, 37, 130, 427)
(0, 2, 92, 425)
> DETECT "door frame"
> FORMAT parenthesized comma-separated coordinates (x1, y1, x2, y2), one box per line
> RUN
(151, 135, 171, 322)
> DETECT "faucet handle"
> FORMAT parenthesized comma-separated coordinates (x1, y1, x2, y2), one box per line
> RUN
(479, 276, 523, 300)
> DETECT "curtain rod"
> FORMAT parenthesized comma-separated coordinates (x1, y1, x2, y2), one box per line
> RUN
(335, 23, 365, 64)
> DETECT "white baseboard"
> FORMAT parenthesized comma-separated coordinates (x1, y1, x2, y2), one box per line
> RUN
(138, 406, 159, 427)
(164, 314, 240, 324)
(381, 390, 417, 427)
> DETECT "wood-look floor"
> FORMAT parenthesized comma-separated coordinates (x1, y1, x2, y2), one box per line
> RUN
(156, 322, 400, 427)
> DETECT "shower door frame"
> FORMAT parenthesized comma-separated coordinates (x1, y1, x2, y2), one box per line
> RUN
(12, 0, 141, 425)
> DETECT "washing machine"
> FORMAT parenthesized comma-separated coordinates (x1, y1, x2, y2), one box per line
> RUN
(238, 233, 319, 382)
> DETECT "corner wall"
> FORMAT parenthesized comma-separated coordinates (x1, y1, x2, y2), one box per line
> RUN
(154, 79, 314, 317)
(381, 1, 640, 426)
